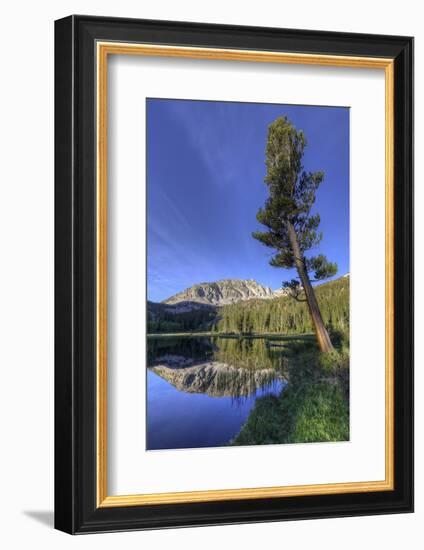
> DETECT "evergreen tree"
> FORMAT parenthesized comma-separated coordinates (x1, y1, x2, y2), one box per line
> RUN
(253, 116, 337, 352)
(216, 277, 349, 336)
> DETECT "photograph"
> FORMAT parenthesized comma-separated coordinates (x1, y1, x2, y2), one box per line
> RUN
(146, 98, 350, 451)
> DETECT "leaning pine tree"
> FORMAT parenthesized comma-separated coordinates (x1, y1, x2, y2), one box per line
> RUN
(253, 116, 337, 352)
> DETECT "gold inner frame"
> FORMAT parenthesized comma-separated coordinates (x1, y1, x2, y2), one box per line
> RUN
(96, 42, 395, 508)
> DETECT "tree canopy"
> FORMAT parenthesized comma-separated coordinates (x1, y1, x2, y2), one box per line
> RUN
(252, 116, 337, 286)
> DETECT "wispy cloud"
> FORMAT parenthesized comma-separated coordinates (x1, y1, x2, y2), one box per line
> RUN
(152, 186, 192, 233)
(164, 100, 257, 189)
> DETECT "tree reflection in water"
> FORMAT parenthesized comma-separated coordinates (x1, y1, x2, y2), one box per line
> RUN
(147, 336, 313, 400)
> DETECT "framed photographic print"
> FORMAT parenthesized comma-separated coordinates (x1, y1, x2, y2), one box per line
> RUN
(54, 15, 413, 534)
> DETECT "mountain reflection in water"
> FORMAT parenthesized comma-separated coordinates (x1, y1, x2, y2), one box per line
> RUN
(146, 336, 303, 450)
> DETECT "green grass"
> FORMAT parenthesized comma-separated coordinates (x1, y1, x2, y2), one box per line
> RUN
(231, 337, 349, 446)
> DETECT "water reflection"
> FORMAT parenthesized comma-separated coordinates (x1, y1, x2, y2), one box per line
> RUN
(146, 335, 307, 450)
(147, 336, 292, 399)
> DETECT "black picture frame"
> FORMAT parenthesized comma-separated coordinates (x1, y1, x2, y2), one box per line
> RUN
(55, 15, 414, 534)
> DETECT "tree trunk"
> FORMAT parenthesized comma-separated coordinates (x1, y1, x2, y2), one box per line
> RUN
(286, 222, 334, 353)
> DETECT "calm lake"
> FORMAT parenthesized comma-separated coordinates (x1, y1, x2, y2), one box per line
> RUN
(146, 335, 295, 450)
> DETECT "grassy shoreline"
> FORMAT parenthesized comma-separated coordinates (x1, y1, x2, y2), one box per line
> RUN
(230, 336, 350, 446)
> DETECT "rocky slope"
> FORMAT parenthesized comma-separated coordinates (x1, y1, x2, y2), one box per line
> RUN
(162, 279, 274, 307)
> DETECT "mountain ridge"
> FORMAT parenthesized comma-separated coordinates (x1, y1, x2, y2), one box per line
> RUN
(162, 278, 276, 307)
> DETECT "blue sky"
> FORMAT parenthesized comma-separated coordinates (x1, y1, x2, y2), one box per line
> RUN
(147, 98, 349, 303)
